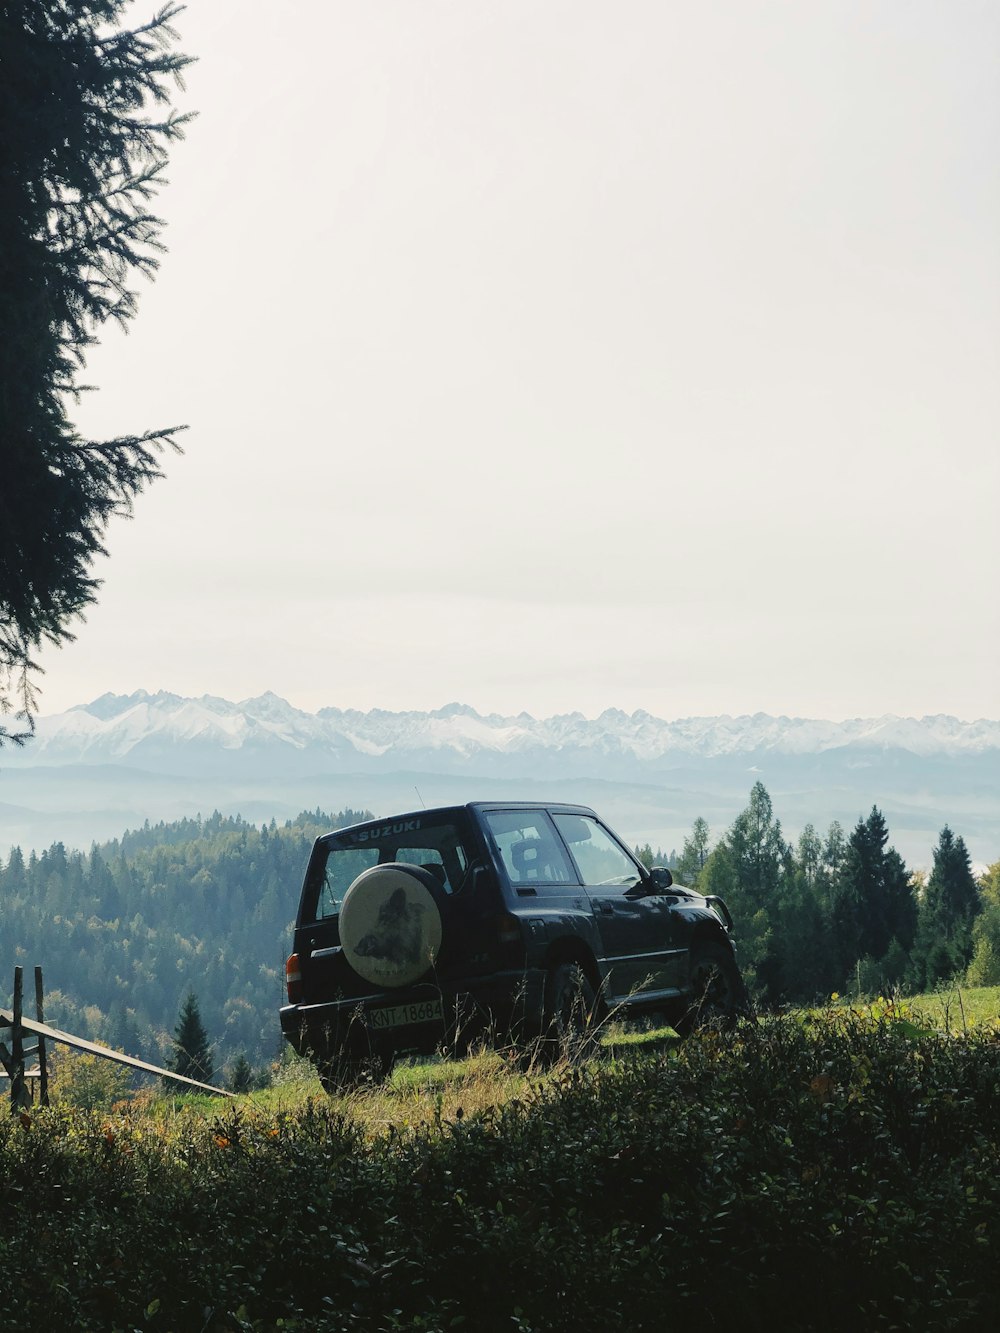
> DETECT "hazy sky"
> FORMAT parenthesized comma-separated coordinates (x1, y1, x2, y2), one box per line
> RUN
(34, 0, 1000, 722)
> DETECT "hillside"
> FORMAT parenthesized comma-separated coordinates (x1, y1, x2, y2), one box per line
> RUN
(1, 809, 366, 1067)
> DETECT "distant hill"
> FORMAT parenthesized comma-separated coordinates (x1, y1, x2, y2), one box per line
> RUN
(2, 692, 998, 866)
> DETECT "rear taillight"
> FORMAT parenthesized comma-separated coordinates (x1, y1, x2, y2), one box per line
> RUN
(285, 953, 302, 1003)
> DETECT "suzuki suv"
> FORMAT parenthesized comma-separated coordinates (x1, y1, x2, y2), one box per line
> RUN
(280, 801, 745, 1087)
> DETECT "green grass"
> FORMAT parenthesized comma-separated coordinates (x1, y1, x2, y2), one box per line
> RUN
(48, 985, 1000, 1137)
(157, 986, 1000, 1133)
(905, 983, 1000, 1030)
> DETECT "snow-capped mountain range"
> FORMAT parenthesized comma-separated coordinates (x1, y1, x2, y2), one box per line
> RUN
(2, 692, 998, 866)
(10, 690, 1000, 767)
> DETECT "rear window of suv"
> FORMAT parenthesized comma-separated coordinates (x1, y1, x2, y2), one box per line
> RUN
(304, 816, 474, 919)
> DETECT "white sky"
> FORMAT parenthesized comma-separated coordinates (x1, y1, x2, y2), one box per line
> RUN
(34, 0, 1000, 722)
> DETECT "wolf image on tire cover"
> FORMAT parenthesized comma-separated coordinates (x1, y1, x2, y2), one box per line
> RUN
(355, 886, 427, 968)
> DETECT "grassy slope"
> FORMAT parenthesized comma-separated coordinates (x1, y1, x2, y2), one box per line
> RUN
(169, 983, 1000, 1128)
(903, 983, 1000, 1030)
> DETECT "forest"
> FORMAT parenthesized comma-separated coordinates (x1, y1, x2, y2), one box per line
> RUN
(668, 782, 999, 1005)
(2, 784, 998, 1078)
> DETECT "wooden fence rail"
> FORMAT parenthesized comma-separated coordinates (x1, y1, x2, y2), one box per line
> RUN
(1, 966, 233, 1110)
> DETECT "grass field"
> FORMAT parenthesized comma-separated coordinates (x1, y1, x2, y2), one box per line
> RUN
(901, 983, 1000, 1030)
(230, 984, 1000, 1135)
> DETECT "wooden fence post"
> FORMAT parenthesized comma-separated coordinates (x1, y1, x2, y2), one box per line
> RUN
(1, 966, 46, 1111)
(10, 966, 28, 1111)
(35, 966, 49, 1108)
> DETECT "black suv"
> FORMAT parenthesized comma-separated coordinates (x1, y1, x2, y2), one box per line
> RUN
(280, 801, 745, 1086)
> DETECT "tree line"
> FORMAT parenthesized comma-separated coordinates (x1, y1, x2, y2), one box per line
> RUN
(671, 780, 1000, 1005)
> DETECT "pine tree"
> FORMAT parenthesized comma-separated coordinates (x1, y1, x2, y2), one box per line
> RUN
(105, 1001, 142, 1059)
(828, 808, 914, 990)
(169, 991, 213, 1085)
(769, 859, 837, 1002)
(911, 827, 981, 988)
(676, 817, 711, 887)
(0, 2, 192, 742)
(228, 1053, 254, 1094)
(702, 783, 786, 1000)
(967, 860, 1000, 987)
(4, 846, 27, 892)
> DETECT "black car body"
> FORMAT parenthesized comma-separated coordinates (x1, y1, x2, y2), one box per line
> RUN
(280, 801, 744, 1082)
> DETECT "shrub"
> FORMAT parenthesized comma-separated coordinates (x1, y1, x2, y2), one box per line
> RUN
(2, 1009, 1000, 1330)
(47, 1047, 134, 1110)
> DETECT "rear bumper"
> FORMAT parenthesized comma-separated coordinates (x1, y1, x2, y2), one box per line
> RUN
(280, 967, 547, 1058)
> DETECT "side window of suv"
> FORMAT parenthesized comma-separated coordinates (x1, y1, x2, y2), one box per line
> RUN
(484, 810, 576, 886)
(551, 814, 643, 889)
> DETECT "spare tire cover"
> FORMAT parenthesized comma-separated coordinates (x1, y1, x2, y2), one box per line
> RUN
(339, 864, 444, 989)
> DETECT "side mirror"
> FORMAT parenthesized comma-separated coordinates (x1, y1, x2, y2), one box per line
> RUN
(648, 866, 673, 891)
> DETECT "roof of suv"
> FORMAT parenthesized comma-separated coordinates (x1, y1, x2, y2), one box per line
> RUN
(326, 801, 601, 837)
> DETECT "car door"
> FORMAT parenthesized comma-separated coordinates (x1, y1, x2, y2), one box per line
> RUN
(551, 812, 679, 1002)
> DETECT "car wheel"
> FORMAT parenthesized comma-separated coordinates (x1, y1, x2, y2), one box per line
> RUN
(339, 863, 446, 989)
(674, 941, 746, 1037)
(542, 962, 599, 1058)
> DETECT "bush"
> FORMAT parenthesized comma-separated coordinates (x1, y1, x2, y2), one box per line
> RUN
(47, 1048, 134, 1110)
(3, 1009, 1000, 1330)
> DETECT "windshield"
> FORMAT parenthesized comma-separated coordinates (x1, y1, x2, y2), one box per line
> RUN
(303, 814, 475, 920)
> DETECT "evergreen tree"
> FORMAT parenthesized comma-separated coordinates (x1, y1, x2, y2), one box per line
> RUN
(676, 817, 711, 887)
(911, 827, 981, 988)
(796, 824, 823, 888)
(822, 821, 847, 880)
(828, 808, 914, 990)
(228, 1053, 255, 1094)
(0, 1, 191, 742)
(169, 991, 213, 1085)
(832, 805, 917, 986)
(967, 861, 1000, 987)
(769, 859, 837, 1002)
(882, 849, 917, 953)
(5, 846, 26, 891)
(703, 783, 786, 1000)
(633, 843, 655, 870)
(105, 1001, 142, 1059)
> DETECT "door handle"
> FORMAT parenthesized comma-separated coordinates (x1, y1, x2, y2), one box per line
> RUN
(595, 901, 615, 915)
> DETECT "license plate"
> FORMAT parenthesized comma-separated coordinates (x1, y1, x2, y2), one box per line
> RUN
(367, 998, 443, 1031)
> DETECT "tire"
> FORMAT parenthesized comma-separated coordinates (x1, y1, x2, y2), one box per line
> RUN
(674, 941, 746, 1037)
(339, 863, 445, 989)
(542, 962, 599, 1059)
